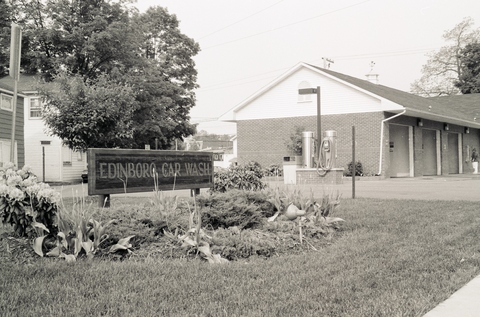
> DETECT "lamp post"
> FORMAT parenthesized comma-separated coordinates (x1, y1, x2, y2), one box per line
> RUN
(298, 86, 321, 161)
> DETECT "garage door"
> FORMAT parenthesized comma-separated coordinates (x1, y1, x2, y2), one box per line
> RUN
(422, 129, 437, 176)
(388, 124, 410, 177)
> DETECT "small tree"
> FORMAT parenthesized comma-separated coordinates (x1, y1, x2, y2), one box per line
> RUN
(285, 126, 304, 156)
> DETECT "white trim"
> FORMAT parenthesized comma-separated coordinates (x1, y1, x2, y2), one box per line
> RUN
(409, 126, 414, 177)
(436, 130, 441, 175)
(458, 133, 463, 174)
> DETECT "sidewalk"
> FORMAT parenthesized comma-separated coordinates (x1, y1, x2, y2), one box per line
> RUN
(423, 275, 480, 317)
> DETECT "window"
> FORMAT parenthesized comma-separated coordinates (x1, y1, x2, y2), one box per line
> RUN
(0, 139, 18, 167)
(62, 146, 72, 165)
(298, 81, 312, 103)
(30, 97, 42, 118)
(1, 94, 13, 111)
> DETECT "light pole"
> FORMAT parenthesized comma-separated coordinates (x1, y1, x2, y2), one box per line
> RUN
(298, 86, 321, 161)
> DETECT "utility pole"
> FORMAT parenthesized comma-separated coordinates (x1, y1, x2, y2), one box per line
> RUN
(322, 57, 334, 69)
(9, 23, 22, 164)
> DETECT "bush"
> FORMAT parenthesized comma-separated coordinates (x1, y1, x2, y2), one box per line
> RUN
(264, 164, 283, 177)
(212, 161, 267, 192)
(197, 190, 275, 229)
(0, 163, 60, 237)
(345, 161, 363, 176)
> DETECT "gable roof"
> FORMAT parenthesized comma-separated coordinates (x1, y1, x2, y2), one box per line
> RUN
(308, 64, 477, 126)
(429, 94, 480, 122)
(220, 62, 480, 128)
(0, 74, 40, 95)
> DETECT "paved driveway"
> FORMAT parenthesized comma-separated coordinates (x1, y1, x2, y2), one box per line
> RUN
(52, 174, 480, 202)
(315, 175, 480, 201)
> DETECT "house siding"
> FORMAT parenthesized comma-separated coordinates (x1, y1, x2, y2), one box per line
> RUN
(237, 112, 385, 176)
(24, 95, 86, 183)
(0, 94, 24, 167)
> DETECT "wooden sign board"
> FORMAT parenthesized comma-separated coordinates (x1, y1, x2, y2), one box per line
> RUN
(87, 148, 213, 195)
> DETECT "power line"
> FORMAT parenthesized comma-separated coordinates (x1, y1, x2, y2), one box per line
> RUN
(198, 0, 285, 40)
(202, 0, 372, 50)
(196, 46, 439, 92)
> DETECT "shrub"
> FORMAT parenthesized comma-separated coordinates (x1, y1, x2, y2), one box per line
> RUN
(285, 125, 304, 156)
(264, 164, 283, 177)
(0, 163, 60, 237)
(212, 161, 267, 192)
(197, 190, 275, 229)
(345, 161, 363, 176)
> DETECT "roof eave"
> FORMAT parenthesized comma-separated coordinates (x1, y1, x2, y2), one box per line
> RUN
(404, 108, 480, 128)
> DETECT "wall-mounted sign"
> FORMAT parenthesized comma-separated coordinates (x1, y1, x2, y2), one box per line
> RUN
(212, 152, 224, 161)
(87, 149, 213, 195)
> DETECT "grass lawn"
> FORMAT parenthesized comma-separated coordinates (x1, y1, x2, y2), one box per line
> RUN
(1, 197, 479, 317)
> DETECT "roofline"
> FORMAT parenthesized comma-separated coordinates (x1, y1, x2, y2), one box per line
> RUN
(0, 87, 27, 98)
(220, 62, 391, 121)
(404, 108, 480, 128)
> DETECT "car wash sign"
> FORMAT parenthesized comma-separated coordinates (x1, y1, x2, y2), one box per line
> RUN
(87, 149, 213, 195)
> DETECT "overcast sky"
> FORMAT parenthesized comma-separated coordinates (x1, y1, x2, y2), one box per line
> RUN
(134, 0, 480, 134)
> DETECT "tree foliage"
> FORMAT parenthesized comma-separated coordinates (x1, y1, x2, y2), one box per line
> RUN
(39, 72, 137, 150)
(455, 42, 480, 94)
(410, 17, 480, 97)
(3, 0, 199, 151)
(0, 0, 12, 77)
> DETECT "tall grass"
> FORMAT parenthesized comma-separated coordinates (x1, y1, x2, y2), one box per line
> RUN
(1, 198, 479, 316)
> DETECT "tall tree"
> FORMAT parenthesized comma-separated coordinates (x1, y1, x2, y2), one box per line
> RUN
(127, 6, 199, 149)
(11, 0, 199, 150)
(410, 17, 480, 97)
(455, 42, 480, 94)
(0, 0, 12, 77)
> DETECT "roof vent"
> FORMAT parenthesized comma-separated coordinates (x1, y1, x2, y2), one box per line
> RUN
(365, 73, 379, 84)
(365, 61, 379, 84)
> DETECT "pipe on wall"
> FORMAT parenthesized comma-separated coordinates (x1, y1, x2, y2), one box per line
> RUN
(377, 110, 406, 176)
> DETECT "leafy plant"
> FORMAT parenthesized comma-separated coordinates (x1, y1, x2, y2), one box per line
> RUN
(264, 164, 283, 177)
(164, 199, 228, 264)
(345, 161, 364, 176)
(285, 125, 304, 156)
(0, 163, 60, 237)
(212, 161, 267, 192)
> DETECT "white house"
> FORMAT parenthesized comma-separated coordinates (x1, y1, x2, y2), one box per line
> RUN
(0, 75, 87, 182)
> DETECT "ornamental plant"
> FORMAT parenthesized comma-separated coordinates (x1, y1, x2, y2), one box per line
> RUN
(212, 161, 267, 192)
(0, 163, 60, 237)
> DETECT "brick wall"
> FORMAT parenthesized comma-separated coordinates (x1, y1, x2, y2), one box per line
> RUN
(237, 112, 385, 175)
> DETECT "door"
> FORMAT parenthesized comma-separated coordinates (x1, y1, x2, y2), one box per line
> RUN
(389, 124, 410, 177)
(422, 129, 437, 176)
(447, 133, 459, 174)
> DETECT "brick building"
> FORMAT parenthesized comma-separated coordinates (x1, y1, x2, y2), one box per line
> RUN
(219, 62, 480, 178)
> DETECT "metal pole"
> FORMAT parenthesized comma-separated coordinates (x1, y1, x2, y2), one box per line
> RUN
(42, 146, 45, 182)
(316, 86, 321, 161)
(352, 126, 356, 199)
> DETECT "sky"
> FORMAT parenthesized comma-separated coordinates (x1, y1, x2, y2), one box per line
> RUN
(134, 0, 480, 134)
